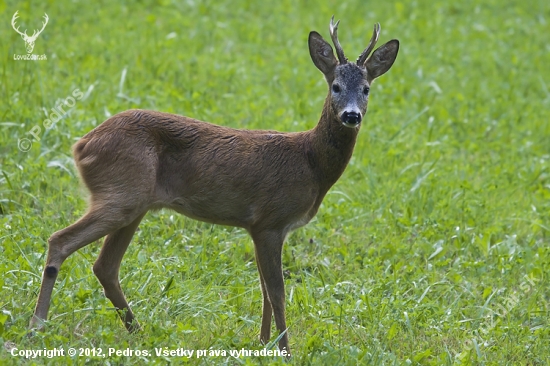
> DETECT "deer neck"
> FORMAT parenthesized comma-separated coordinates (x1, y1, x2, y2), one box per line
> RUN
(308, 94, 359, 190)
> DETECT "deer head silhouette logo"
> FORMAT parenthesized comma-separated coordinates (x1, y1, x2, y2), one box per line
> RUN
(11, 11, 49, 54)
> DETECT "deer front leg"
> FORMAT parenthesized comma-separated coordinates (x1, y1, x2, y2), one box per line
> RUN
(255, 252, 273, 344)
(251, 229, 290, 356)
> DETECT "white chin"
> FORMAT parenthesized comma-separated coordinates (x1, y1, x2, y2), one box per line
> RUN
(342, 122, 360, 128)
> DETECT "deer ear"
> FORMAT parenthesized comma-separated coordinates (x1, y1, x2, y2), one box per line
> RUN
(308, 31, 337, 81)
(365, 39, 399, 83)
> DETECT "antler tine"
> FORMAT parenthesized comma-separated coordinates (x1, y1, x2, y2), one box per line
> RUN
(27, 13, 49, 39)
(11, 11, 27, 36)
(329, 15, 347, 64)
(356, 23, 381, 66)
(35, 13, 49, 36)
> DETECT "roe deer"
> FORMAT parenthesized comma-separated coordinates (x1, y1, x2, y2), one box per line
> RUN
(29, 17, 399, 355)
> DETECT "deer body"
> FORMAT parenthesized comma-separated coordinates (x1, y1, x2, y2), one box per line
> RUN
(74, 107, 348, 232)
(30, 18, 399, 356)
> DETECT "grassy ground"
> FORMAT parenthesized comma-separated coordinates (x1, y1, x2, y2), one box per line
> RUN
(1, 0, 549, 364)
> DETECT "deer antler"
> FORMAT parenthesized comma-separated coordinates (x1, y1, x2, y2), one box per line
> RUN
(329, 16, 347, 64)
(356, 23, 381, 66)
(11, 11, 28, 37)
(30, 13, 49, 40)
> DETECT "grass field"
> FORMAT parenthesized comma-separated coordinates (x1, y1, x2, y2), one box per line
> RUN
(1, 0, 549, 364)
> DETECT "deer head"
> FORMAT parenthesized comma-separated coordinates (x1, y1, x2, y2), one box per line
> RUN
(309, 16, 399, 127)
(11, 11, 49, 54)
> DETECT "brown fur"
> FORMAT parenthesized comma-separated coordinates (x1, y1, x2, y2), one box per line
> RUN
(73, 104, 355, 231)
(29, 19, 399, 357)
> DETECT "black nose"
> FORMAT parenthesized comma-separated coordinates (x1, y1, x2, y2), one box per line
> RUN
(341, 111, 362, 125)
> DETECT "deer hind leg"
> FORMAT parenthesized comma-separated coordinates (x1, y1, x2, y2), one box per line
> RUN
(93, 213, 145, 332)
(251, 229, 290, 356)
(29, 201, 147, 331)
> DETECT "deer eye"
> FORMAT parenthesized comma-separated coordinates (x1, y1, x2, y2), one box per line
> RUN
(332, 84, 341, 93)
(363, 87, 370, 95)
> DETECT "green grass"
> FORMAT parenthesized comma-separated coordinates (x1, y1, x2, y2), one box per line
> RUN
(1, 0, 549, 364)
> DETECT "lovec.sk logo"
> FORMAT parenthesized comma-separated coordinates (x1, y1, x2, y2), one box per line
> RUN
(12, 10, 48, 61)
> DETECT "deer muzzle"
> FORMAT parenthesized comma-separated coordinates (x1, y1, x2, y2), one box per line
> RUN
(341, 111, 362, 127)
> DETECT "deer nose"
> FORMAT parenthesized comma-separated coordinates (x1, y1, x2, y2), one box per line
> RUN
(341, 111, 362, 126)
